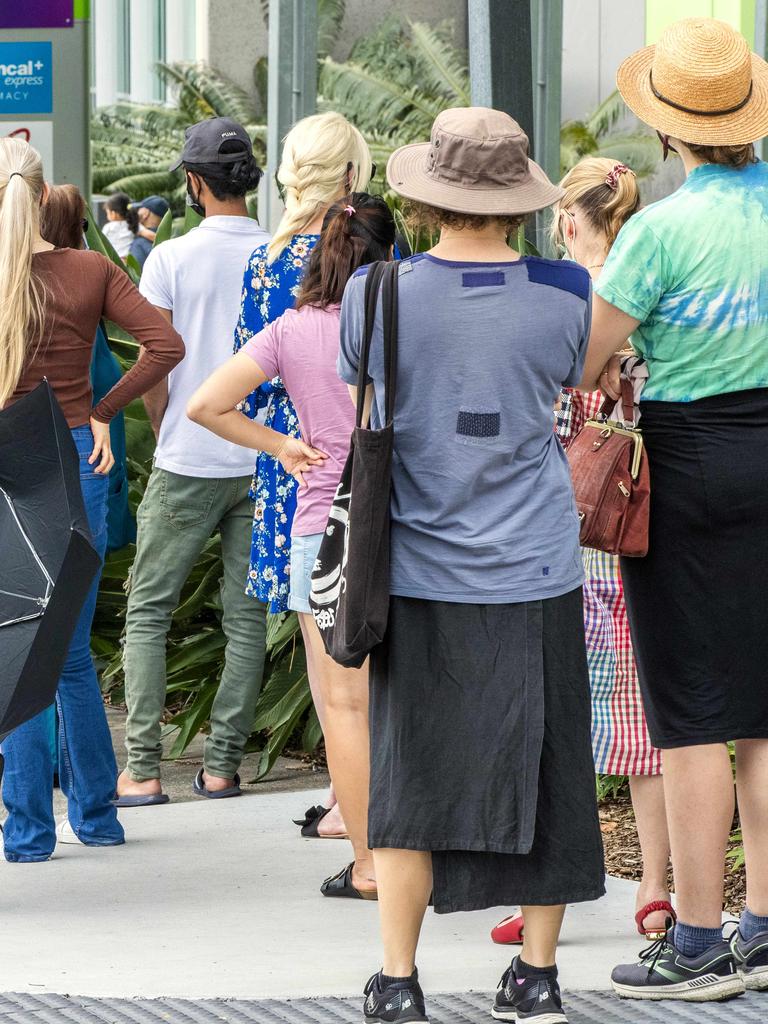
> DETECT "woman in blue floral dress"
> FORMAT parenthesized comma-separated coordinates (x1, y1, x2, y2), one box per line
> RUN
(234, 112, 372, 614)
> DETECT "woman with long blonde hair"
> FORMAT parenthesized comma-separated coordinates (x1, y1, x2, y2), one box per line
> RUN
(234, 111, 373, 856)
(0, 139, 184, 862)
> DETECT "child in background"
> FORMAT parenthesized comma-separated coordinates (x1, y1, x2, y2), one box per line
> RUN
(102, 192, 138, 259)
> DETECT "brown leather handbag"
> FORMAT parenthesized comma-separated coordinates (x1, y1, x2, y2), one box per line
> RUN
(566, 379, 650, 557)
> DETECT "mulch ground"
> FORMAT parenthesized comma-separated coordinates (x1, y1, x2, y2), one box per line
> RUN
(599, 794, 745, 914)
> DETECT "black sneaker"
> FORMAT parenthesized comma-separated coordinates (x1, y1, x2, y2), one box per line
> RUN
(611, 933, 745, 1001)
(492, 957, 568, 1023)
(363, 970, 428, 1023)
(731, 926, 768, 990)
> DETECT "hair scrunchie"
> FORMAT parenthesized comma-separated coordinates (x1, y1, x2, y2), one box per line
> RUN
(604, 163, 632, 191)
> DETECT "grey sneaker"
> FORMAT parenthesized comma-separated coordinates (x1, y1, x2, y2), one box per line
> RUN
(612, 933, 744, 1002)
(731, 926, 768, 990)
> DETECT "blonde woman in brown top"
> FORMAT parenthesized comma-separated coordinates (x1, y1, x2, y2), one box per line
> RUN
(0, 138, 184, 862)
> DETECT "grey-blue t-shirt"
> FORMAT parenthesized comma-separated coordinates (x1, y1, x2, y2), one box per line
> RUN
(337, 253, 592, 604)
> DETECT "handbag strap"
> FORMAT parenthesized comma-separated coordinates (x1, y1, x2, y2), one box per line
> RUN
(599, 377, 636, 427)
(354, 260, 399, 428)
(355, 261, 386, 427)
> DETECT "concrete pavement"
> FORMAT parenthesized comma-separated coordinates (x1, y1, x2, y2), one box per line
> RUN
(1, 784, 643, 1000)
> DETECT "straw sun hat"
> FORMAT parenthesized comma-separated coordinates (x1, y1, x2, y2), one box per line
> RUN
(617, 17, 768, 145)
(386, 107, 563, 216)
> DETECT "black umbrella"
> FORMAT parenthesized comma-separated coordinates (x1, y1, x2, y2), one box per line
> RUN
(0, 381, 101, 743)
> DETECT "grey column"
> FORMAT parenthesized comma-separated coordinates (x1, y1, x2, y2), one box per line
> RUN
(468, 0, 534, 145)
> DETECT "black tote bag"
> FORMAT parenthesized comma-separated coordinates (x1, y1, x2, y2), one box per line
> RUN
(309, 260, 398, 668)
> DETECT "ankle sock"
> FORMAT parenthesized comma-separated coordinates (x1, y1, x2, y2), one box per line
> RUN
(516, 957, 558, 979)
(740, 908, 768, 941)
(380, 970, 417, 988)
(672, 921, 723, 958)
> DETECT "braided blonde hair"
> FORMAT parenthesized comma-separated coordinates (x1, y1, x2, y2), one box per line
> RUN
(0, 139, 47, 408)
(267, 111, 372, 264)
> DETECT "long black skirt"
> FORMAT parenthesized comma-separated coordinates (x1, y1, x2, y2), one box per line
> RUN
(368, 589, 606, 914)
(620, 387, 768, 749)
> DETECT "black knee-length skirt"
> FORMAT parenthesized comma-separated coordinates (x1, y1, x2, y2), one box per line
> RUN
(620, 388, 768, 749)
(368, 588, 606, 914)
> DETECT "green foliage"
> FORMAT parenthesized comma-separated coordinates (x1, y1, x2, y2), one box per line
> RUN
(596, 774, 629, 802)
(92, 62, 266, 213)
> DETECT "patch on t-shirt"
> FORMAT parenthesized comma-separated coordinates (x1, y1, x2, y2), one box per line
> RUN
(462, 270, 505, 288)
(457, 409, 501, 437)
(526, 258, 590, 301)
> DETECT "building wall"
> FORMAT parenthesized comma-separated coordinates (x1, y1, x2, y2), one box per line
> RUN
(561, 0, 646, 122)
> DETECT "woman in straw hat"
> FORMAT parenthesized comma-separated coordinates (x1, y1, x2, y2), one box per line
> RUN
(581, 18, 768, 1003)
(338, 106, 604, 1024)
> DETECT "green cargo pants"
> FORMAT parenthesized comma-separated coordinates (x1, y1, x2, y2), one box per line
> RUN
(123, 467, 266, 781)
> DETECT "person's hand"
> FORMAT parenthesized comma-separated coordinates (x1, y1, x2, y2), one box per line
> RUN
(88, 417, 115, 475)
(274, 437, 327, 487)
(598, 354, 622, 401)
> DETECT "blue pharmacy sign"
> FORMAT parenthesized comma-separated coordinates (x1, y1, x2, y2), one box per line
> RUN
(0, 41, 53, 114)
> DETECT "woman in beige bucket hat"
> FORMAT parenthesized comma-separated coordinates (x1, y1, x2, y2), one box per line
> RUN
(580, 17, 768, 1003)
(338, 106, 604, 1024)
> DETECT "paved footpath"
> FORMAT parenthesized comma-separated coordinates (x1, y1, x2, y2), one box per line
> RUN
(0, 783, 763, 1021)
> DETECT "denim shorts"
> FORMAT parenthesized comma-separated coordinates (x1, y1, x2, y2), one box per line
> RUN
(288, 533, 323, 614)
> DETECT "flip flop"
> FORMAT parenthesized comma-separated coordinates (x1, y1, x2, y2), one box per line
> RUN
(320, 862, 378, 901)
(636, 900, 676, 940)
(293, 804, 349, 839)
(192, 768, 242, 799)
(112, 792, 170, 807)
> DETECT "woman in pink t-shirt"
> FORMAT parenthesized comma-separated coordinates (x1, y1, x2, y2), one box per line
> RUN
(189, 193, 396, 900)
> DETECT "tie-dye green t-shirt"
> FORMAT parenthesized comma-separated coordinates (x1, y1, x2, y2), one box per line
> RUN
(595, 161, 768, 403)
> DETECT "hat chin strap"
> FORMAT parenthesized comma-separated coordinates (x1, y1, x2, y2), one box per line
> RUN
(649, 70, 754, 117)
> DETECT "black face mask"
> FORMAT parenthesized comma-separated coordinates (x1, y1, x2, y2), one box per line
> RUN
(186, 176, 205, 217)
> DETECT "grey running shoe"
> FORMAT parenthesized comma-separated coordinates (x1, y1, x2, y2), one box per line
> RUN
(731, 926, 768, 990)
(612, 933, 745, 1002)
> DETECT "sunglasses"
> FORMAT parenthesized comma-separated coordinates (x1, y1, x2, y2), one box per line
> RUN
(82, 218, 89, 233)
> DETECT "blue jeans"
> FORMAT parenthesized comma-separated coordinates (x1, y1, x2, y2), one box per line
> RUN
(1, 426, 125, 861)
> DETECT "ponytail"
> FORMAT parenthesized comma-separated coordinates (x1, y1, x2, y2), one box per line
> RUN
(106, 191, 139, 234)
(267, 111, 372, 265)
(552, 156, 640, 254)
(296, 192, 395, 310)
(0, 139, 47, 407)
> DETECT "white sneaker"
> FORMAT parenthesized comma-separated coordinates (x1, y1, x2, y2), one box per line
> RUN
(56, 819, 82, 845)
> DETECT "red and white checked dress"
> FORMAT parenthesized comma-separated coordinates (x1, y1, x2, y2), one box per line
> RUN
(557, 390, 662, 776)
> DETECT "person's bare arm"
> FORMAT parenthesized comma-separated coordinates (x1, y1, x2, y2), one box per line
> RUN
(347, 383, 373, 426)
(579, 294, 640, 396)
(187, 350, 327, 486)
(140, 306, 172, 438)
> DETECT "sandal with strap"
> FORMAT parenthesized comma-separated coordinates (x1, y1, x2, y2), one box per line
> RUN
(636, 900, 677, 940)
(292, 804, 349, 839)
(491, 911, 525, 944)
(320, 862, 378, 901)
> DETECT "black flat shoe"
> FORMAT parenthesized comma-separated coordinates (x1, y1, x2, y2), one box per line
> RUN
(321, 862, 378, 900)
(293, 803, 348, 839)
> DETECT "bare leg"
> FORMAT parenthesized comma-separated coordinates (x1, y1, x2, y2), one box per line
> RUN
(374, 848, 433, 976)
(299, 613, 374, 890)
(520, 905, 565, 967)
(663, 743, 733, 927)
(735, 739, 768, 916)
(629, 774, 671, 933)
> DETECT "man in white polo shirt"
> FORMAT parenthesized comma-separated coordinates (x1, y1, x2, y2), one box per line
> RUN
(116, 118, 270, 805)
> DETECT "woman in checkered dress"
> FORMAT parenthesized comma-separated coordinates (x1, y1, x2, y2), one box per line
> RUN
(493, 159, 672, 945)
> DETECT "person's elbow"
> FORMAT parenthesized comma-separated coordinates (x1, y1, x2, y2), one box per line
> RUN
(186, 389, 213, 426)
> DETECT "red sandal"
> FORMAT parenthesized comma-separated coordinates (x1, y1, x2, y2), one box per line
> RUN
(491, 911, 525, 944)
(635, 900, 676, 941)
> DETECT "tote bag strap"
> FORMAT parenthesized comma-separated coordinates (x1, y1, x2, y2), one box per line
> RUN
(354, 261, 387, 427)
(381, 261, 399, 427)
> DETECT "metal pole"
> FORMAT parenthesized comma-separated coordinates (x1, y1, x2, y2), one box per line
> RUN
(292, 0, 317, 123)
(264, 0, 294, 232)
(532, 0, 563, 253)
(468, 0, 534, 145)
(757, 0, 767, 160)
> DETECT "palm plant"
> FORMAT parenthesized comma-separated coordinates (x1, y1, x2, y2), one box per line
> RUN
(92, 62, 266, 208)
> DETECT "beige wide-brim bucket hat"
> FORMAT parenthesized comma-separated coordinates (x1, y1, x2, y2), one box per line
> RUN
(617, 17, 768, 145)
(386, 107, 563, 216)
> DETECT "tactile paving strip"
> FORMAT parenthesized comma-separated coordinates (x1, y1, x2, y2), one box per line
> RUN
(0, 991, 765, 1024)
